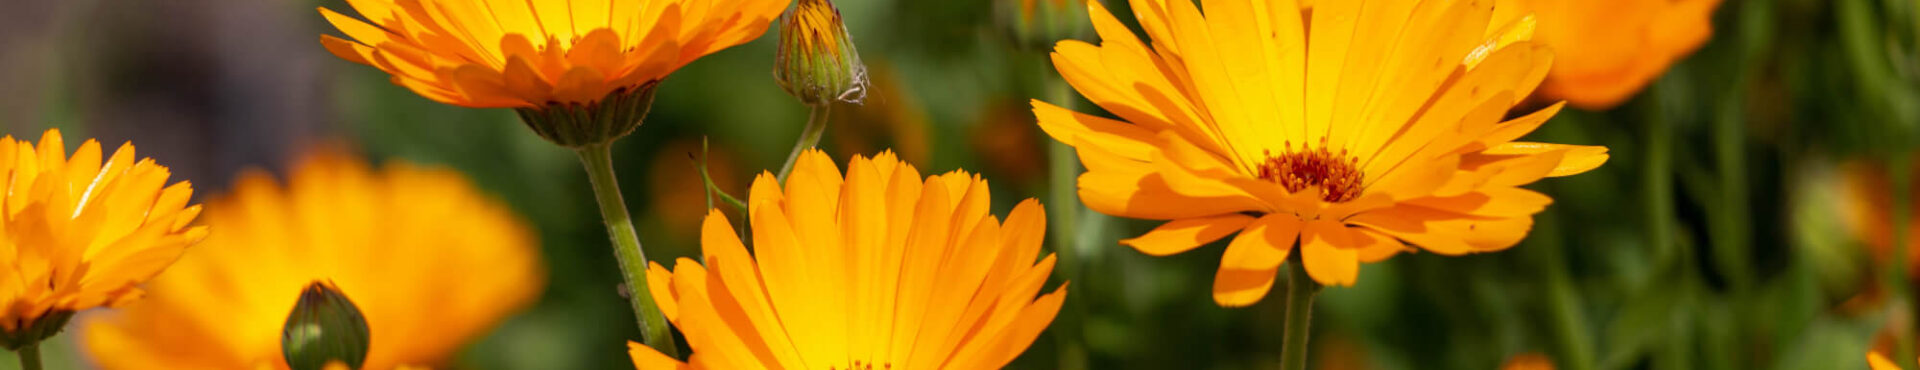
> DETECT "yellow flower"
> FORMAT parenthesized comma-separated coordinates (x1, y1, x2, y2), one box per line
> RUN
(1495, 0, 1722, 109)
(629, 149, 1067, 369)
(1036, 0, 1608, 303)
(81, 148, 544, 369)
(0, 129, 206, 348)
(320, 0, 790, 109)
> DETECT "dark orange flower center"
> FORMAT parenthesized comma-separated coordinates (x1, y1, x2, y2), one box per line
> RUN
(1257, 140, 1364, 203)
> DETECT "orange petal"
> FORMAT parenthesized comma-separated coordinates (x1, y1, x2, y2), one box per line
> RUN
(1212, 215, 1302, 307)
(1074, 144, 1267, 219)
(1032, 100, 1161, 161)
(1353, 228, 1409, 263)
(629, 341, 691, 369)
(1481, 142, 1612, 177)
(1404, 187, 1553, 218)
(1121, 214, 1257, 256)
(1301, 220, 1360, 286)
(1868, 350, 1904, 370)
(648, 261, 680, 322)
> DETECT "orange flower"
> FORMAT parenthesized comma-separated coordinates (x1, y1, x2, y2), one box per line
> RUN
(1037, 0, 1607, 304)
(82, 148, 543, 369)
(320, 0, 789, 108)
(0, 129, 206, 348)
(1496, 0, 1722, 109)
(1841, 158, 1920, 277)
(1501, 353, 1555, 370)
(630, 150, 1067, 369)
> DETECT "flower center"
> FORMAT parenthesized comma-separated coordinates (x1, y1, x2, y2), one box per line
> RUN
(1256, 140, 1364, 203)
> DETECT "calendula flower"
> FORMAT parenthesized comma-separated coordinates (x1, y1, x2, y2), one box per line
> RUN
(0, 129, 206, 349)
(1495, 0, 1722, 109)
(630, 149, 1068, 369)
(81, 148, 544, 369)
(1037, 0, 1607, 303)
(320, 0, 790, 145)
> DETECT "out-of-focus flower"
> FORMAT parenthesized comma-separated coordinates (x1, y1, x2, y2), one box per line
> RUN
(1037, 0, 1607, 302)
(0, 129, 206, 349)
(81, 148, 544, 369)
(998, 0, 1086, 49)
(836, 63, 933, 166)
(647, 140, 744, 244)
(1494, 0, 1722, 109)
(971, 99, 1048, 186)
(775, 0, 867, 105)
(630, 149, 1067, 369)
(1311, 334, 1371, 370)
(319, 0, 790, 145)
(1501, 353, 1556, 370)
(1840, 158, 1920, 278)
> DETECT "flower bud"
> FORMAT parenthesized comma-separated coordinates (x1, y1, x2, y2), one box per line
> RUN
(0, 310, 73, 350)
(511, 82, 659, 148)
(775, 0, 868, 106)
(282, 281, 370, 370)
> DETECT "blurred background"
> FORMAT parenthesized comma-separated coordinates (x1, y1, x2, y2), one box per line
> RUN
(0, 0, 1916, 368)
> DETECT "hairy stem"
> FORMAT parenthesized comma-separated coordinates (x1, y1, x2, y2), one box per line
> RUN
(575, 143, 678, 357)
(1280, 260, 1321, 370)
(778, 104, 832, 181)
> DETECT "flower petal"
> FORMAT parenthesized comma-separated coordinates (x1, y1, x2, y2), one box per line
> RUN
(1301, 220, 1360, 287)
(1213, 215, 1303, 306)
(629, 341, 692, 370)
(1122, 214, 1257, 256)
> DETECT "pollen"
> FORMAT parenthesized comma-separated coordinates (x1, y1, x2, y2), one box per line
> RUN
(1257, 139, 1365, 203)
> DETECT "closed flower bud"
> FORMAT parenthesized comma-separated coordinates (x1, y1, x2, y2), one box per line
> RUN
(775, 0, 868, 106)
(282, 281, 370, 370)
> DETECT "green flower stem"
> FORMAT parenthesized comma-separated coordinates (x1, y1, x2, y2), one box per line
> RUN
(1045, 68, 1091, 370)
(777, 104, 832, 182)
(1708, 83, 1755, 293)
(1643, 87, 1678, 272)
(16, 342, 41, 370)
(1280, 259, 1321, 370)
(694, 138, 749, 214)
(575, 143, 678, 358)
(1536, 210, 1595, 370)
